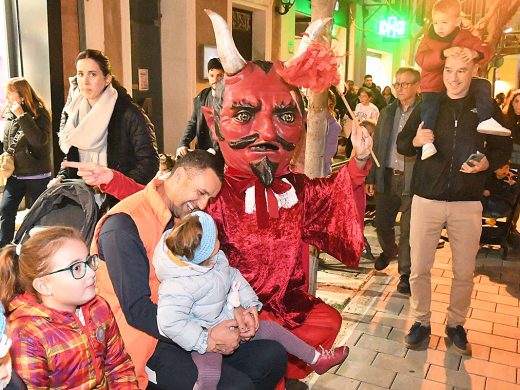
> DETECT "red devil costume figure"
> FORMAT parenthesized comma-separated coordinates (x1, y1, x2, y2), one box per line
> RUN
(87, 10, 373, 383)
(201, 10, 372, 378)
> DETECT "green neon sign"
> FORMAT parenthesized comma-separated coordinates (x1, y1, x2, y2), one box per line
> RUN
(378, 16, 406, 38)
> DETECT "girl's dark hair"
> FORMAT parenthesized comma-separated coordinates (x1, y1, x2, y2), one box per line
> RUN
(327, 89, 336, 106)
(159, 153, 175, 170)
(327, 89, 337, 117)
(0, 226, 84, 309)
(4, 77, 48, 118)
(165, 215, 202, 261)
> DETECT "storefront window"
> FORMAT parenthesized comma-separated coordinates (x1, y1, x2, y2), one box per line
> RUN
(366, 50, 392, 92)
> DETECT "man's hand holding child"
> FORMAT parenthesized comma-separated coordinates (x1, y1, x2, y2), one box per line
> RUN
(207, 320, 240, 355)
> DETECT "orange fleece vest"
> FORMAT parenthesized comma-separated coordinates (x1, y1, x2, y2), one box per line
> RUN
(91, 179, 172, 389)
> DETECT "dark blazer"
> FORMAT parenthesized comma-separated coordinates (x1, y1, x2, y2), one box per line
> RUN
(178, 87, 214, 150)
(367, 99, 417, 195)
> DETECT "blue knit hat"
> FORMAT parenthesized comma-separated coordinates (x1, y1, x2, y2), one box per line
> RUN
(183, 211, 217, 265)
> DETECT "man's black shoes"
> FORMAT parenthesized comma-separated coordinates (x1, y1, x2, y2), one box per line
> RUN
(404, 322, 431, 349)
(446, 325, 471, 355)
(397, 274, 411, 295)
(374, 254, 391, 271)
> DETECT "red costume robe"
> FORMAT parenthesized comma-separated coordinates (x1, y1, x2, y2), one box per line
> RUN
(102, 160, 369, 378)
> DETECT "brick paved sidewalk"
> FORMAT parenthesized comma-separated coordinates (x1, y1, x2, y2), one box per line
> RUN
(309, 242, 520, 390)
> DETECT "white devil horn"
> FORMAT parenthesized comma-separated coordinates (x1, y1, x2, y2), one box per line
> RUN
(205, 9, 247, 76)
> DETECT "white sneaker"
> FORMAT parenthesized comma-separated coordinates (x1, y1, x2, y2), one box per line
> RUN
(422, 143, 437, 160)
(477, 118, 511, 136)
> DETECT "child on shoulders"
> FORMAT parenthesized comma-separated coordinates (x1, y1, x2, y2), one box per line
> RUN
(416, 0, 510, 160)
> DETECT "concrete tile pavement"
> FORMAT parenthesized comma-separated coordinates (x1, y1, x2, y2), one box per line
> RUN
(306, 233, 520, 389)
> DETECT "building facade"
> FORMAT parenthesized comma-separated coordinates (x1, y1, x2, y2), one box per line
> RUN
(1, 0, 519, 165)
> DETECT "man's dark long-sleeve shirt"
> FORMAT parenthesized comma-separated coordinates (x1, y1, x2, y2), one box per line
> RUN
(397, 93, 512, 202)
(98, 213, 174, 343)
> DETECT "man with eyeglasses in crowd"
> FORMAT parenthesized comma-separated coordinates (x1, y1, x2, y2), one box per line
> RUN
(366, 67, 420, 295)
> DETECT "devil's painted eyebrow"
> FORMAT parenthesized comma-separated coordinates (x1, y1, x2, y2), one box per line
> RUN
(231, 101, 261, 110)
(274, 103, 297, 112)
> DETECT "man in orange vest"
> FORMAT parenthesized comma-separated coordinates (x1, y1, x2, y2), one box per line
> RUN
(91, 151, 288, 389)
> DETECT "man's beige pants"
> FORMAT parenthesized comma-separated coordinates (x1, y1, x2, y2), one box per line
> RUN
(409, 195, 482, 327)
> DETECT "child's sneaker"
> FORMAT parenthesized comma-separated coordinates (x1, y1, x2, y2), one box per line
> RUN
(421, 142, 437, 160)
(310, 345, 349, 374)
(477, 118, 511, 136)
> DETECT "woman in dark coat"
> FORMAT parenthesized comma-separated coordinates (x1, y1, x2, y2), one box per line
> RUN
(51, 49, 159, 205)
(0, 77, 52, 247)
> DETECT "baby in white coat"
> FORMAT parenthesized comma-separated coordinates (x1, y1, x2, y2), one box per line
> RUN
(153, 210, 349, 390)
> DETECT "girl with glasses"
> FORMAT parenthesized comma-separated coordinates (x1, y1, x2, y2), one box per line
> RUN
(0, 226, 138, 389)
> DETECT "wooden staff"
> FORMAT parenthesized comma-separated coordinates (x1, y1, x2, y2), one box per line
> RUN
(334, 85, 381, 167)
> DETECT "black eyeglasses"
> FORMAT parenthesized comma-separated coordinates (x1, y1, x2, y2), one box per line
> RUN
(40, 254, 99, 280)
(392, 82, 415, 90)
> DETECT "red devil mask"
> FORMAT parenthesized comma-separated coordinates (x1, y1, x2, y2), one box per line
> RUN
(204, 9, 331, 189)
(203, 61, 305, 186)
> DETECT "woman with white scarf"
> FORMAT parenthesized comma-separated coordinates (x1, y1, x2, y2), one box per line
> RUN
(50, 49, 159, 209)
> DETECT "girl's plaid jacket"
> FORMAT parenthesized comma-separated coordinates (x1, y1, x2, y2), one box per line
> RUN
(8, 292, 138, 389)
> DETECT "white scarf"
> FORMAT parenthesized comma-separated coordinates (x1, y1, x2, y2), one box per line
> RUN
(58, 85, 118, 167)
